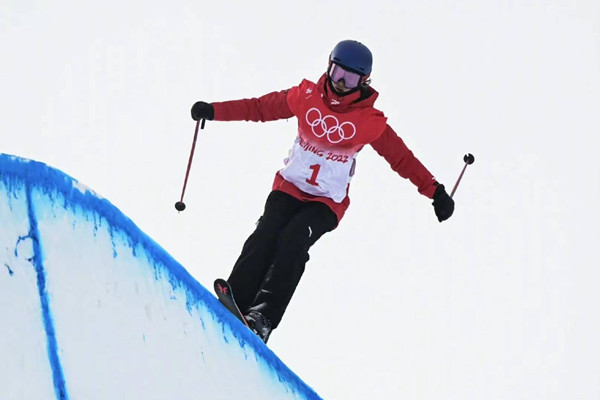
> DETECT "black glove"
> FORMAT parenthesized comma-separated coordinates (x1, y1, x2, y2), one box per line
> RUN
(432, 184, 454, 222)
(191, 101, 215, 121)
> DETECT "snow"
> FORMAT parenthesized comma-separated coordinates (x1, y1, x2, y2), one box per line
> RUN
(0, 155, 320, 400)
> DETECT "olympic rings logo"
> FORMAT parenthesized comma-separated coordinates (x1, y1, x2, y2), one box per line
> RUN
(305, 107, 356, 144)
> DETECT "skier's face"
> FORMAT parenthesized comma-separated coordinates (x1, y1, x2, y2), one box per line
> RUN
(328, 63, 362, 93)
(330, 78, 353, 93)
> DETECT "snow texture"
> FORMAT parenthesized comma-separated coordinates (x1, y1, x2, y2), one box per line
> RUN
(0, 153, 321, 400)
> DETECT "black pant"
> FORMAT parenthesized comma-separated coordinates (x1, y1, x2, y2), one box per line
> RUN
(227, 190, 338, 329)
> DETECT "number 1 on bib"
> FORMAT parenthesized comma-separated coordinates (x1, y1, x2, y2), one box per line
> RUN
(306, 164, 321, 186)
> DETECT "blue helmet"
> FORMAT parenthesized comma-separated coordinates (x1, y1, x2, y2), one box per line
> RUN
(329, 40, 373, 76)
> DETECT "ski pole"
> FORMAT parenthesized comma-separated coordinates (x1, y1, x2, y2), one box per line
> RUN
(450, 153, 475, 198)
(175, 119, 205, 212)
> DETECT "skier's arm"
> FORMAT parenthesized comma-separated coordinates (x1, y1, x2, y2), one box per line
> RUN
(211, 90, 294, 122)
(370, 125, 439, 199)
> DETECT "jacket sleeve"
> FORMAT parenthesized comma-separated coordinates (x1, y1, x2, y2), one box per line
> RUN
(370, 125, 438, 199)
(211, 89, 294, 122)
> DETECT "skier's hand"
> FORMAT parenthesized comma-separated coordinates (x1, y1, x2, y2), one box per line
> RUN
(191, 101, 215, 121)
(432, 184, 454, 222)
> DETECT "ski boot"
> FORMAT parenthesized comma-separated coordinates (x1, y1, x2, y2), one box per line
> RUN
(245, 310, 272, 343)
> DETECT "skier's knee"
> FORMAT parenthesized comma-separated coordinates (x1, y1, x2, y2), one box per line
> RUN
(277, 226, 312, 260)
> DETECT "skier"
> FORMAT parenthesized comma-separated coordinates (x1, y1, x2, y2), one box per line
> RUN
(191, 40, 455, 343)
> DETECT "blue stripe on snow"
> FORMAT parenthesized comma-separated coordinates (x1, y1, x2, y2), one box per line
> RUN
(25, 184, 69, 400)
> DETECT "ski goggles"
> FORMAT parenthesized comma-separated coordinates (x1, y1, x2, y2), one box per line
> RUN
(328, 63, 363, 88)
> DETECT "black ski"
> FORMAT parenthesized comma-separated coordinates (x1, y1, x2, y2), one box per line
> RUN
(213, 278, 249, 327)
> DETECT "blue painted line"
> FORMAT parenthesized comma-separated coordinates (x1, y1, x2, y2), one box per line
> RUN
(4, 263, 14, 276)
(26, 186, 69, 400)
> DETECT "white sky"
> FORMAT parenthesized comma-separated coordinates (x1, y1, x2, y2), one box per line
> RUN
(2, 1, 599, 399)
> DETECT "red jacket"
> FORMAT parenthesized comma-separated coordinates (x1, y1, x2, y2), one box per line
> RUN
(211, 74, 438, 223)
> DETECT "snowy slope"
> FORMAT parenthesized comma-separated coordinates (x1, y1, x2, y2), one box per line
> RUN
(0, 153, 321, 400)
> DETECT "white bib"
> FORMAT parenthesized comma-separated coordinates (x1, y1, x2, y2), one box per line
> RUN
(280, 136, 357, 203)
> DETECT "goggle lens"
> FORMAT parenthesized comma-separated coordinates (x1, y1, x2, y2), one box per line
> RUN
(329, 63, 362, 88)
